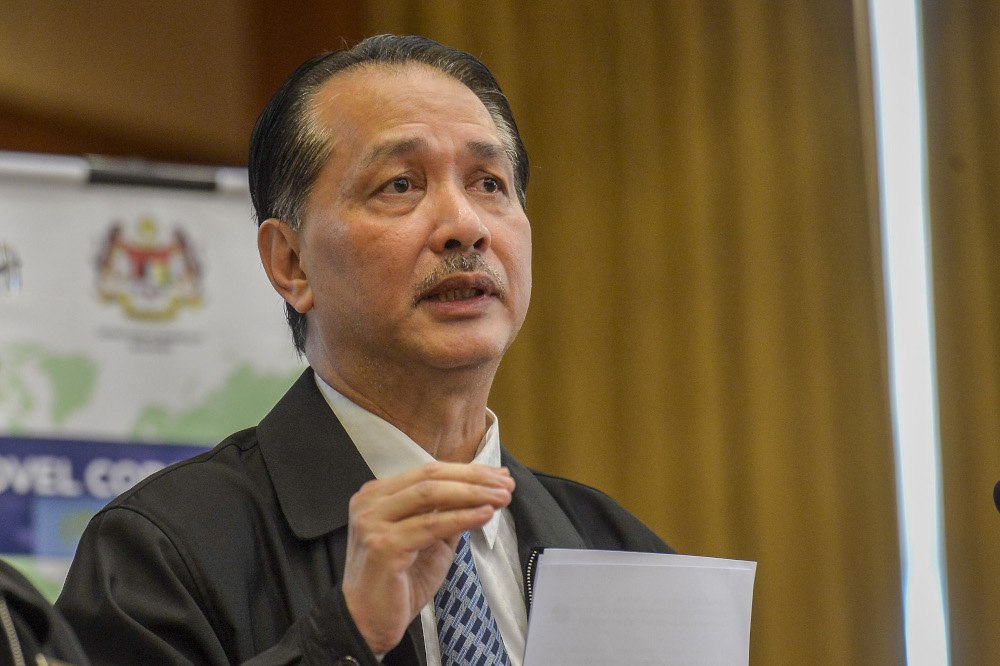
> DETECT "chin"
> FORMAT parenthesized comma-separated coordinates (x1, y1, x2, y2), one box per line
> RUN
(429, 349, 505, 372)
(421, 337, 511, 372)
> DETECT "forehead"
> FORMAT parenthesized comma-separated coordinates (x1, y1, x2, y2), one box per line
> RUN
(310, 63, 501, 154)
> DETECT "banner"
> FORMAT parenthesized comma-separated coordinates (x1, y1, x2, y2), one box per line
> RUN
(0, 152, 306, 595)
(0, 437, 209, 555)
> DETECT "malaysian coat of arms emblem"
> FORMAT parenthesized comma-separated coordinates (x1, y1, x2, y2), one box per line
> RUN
(96, 217, 202, 320)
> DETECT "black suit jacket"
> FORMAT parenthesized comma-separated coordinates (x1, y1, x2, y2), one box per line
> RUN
(56, 369, 671, 665)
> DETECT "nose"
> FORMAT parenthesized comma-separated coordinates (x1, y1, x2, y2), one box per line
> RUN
(428, 183, 491, 254)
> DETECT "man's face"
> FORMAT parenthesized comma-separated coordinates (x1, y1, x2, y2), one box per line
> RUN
(291, 63, 532, 383)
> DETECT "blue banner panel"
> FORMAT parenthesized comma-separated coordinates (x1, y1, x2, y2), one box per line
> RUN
(0, 437, 209, 555)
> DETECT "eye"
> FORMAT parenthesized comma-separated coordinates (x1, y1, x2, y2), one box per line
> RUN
(388, 177, 410, 194)
(482, 177, 500, 194)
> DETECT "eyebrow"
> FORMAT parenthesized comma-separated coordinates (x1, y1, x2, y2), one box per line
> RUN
(359, 137, 426, 171)
(358, 138, 509, 172)
(465, 140, 507, 163)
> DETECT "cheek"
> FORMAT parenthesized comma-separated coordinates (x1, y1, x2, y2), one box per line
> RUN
(333, 228, 425, 302)
(511, 242, 532, 290)
(507, 220, 532, 276)
(497, 224, 532, 304)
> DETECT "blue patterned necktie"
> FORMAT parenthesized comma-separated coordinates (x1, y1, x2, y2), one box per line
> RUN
(434, 531, 512, 666)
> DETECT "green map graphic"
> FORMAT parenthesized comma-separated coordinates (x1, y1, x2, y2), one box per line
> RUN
(0, 342, 301, 443)
(130, 365, 301, 443)
(0, 343, 98, 434)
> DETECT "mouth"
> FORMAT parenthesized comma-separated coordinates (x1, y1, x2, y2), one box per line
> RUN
(416, 273, 501, 306)
(425, 287, 484, 302)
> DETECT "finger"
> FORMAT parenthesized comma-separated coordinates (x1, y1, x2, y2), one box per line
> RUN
(350, 463, 513, 519)
(362, 504, 499, 558)
(362, 462, 513, 497)
(377, 477, 513, 523)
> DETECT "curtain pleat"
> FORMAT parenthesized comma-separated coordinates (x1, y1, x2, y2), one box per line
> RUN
(924, 2, 1000, 664)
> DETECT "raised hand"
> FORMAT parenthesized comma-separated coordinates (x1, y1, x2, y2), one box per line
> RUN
(341, 462, 515, 658)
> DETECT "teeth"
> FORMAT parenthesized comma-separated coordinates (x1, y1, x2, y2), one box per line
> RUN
(429, 289, 479, 302)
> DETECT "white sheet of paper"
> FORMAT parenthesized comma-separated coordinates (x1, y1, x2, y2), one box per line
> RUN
(523, 549, 757, 666)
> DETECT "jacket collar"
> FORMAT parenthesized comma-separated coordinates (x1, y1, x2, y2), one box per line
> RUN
(257, 368, 375, 540)
(257, 368, 587, 559)
(502, 450, 587, 553)
(257, 370, 583, 664)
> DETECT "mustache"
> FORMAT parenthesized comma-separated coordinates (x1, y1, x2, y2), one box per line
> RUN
(413, 254, 506, 302)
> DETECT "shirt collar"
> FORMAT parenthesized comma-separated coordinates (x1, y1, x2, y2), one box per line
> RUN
(314, 373, 504, 547)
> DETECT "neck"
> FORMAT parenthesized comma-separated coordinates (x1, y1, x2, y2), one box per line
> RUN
(311, 355, 498, 463)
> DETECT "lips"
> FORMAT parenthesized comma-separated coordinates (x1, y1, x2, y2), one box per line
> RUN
(427, 288, 481, 302)
(418, 273, 500, 305)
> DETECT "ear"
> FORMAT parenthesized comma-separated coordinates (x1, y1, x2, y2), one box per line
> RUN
(258, 218, 314, 314)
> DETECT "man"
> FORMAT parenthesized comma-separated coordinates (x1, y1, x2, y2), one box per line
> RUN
(56, 35, 671, 665)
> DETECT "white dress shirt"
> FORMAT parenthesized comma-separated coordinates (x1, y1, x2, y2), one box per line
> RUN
(315, 374, 527, 665)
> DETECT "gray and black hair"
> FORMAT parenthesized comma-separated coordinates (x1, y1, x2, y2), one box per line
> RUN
(248, 34, 530, 354)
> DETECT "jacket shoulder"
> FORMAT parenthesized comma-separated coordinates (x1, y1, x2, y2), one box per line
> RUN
(93, 427, 276, 555)
(103, 428, 263, 509)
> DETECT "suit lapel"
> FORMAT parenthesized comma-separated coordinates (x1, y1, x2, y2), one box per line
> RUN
(502, 449, 587, 556)
(501, 448, 587, 599)
(257, 369, 426, 664)
(256, 369, 375, 539)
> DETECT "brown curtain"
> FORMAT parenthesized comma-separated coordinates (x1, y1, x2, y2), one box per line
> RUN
(363, 1, 903, 663)
(924, 2, 1000, 664)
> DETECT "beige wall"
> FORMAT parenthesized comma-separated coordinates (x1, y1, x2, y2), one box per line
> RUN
(0, 1, 256, 162)
(0, 0, 363, 163)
